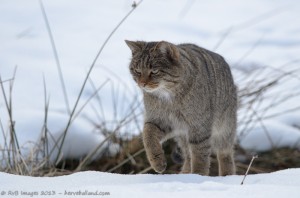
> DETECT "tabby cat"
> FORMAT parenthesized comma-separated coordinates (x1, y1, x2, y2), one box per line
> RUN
(125, 40, 237, 176)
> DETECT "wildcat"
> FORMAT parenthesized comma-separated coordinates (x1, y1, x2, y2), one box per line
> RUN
(125, 40, 237, 176)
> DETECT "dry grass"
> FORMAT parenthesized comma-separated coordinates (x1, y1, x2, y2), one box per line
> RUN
(36, 137, 300, 176)
(0, 0, 144, 176)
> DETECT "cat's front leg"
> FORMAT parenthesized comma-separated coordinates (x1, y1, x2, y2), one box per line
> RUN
(143, 122, 167, 173)
(176, 136, 191, 173)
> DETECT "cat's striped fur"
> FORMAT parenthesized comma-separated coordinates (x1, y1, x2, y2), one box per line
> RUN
(125, 40, 237, 176)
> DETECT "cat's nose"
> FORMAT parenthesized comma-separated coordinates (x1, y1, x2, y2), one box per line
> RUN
(140, 81, 147, 87)
(139, 78, 148, 87)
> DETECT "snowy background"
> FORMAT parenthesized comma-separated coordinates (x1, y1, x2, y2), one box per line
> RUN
(1, 0, 300, 197)
(1, 0, 300, 164)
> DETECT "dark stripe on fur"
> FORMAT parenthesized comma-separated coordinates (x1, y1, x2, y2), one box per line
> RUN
(189, 134, 210, 145)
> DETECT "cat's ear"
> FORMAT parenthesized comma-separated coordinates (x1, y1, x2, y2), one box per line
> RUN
(155, 41, 180, 62)
(125, 40, 144, 54)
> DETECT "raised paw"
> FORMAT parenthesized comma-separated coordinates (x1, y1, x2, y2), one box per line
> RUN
(149, 153, 167, 173)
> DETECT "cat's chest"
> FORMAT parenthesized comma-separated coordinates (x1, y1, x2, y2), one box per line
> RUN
(145, 93, 187, 124)
(159, 110, 188, 142)
(146, 97, 188, 139)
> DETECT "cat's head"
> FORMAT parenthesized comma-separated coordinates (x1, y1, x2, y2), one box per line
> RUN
(125, 40, 181, 95)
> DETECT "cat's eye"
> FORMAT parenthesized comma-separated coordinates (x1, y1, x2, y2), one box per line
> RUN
(151, 69, 159, 75)
(134, 68, 141, 75)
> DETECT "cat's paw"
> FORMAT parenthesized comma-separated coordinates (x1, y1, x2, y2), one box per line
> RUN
(180, 169, 191, 174)
(179, 163, 191, 174)
(149, 153, 167, 173)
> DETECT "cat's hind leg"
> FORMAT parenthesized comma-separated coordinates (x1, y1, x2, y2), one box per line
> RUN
(217, 149, 235, 176)
(212, 109, 236, 176)
(188, 127, 212, 176)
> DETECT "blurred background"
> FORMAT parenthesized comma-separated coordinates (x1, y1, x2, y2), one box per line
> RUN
(0, 0, 300, 176)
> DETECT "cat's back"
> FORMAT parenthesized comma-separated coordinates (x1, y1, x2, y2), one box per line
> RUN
(177, 43, 227, 69)
(177, 43, 236, 112)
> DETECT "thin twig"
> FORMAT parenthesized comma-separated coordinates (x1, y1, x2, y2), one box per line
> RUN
(108, 148, 145, 173)
(41, 74, 51, 167)
(241, 155, 258, 185)
(72, 79, 109, 121)
(138, 166, 152, 174)
(75, 134, 113, 171)
(39, 0, 71, 114)
(0, 78, 14, 84)
(234, 33, 266, 67)
(178, 0, 196, 18)
(213, 26, 233, 51)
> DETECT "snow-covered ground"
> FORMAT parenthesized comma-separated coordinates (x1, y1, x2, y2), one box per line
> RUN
(1, 168, 300, 198)
(1, 0, 300, 160)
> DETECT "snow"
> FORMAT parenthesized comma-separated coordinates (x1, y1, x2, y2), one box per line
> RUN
(240, 120, 300, 151)
(1, 0, 300, 162)
(0, 168, 300, 197)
